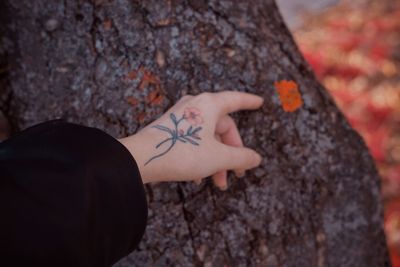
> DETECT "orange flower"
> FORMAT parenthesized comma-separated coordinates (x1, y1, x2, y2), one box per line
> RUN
(274, 80, 303, 112)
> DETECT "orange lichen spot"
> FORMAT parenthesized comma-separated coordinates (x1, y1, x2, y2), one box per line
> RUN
(125, 67, 161, 92)
(274, 80, 303, 112)
(136, 112, 147, 123)
(103, 19, 112, 30)
(126, 96, 139, 106)
(138, 80, 149, 91)
(125, 70, 138, 80)
(146, 90, 164, 105)
(141, 68, 159, 84)
(139, 68, 159, 91)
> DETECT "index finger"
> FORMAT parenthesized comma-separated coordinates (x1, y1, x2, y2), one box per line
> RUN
(214, 91, 264, 115)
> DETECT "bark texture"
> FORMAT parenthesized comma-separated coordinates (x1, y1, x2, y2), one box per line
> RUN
(0, 0, 390, 266)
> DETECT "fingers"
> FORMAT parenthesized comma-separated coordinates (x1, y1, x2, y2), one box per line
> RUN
(215, 115, 245, 177)
(213, 91, 264, 116)
(212, 170, 228, 190)
(220, 145, 262, 172)
(215, 115, 242, 146)
(211, 134, 228, 190)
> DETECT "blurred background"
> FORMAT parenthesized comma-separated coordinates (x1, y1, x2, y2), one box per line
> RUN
(277, 0, 400, 265)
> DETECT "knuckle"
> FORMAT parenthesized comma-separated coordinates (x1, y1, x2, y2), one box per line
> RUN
(195, 92, 215, 105)
(198, 92, 212, 100)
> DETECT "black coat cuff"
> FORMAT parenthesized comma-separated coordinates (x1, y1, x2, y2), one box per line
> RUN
(0, 120, 147, 266)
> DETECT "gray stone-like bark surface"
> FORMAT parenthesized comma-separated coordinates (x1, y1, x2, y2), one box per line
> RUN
(0, 0, 390, 266)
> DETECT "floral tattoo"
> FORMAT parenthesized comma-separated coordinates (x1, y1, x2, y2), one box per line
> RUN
(144, 107, 204, 165)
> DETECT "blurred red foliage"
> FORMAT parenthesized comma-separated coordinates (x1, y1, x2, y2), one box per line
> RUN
(295, 0, 400, 265)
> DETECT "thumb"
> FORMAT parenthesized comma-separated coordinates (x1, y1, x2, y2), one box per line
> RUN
(219, 145, 263, 171)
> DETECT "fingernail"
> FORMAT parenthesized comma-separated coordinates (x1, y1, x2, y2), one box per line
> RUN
(195, 179, 202, 185)
(220, 185, 228, 191)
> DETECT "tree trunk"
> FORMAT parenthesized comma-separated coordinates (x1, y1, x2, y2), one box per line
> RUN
(0, 0, 390, 266)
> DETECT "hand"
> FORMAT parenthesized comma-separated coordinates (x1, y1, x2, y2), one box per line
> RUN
(119, 91, 263, 190)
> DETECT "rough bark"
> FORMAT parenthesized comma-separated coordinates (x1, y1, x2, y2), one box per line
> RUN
(0, 0, 390, 266)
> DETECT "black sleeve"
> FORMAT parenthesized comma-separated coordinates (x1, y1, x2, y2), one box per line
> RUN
(0, 120, 148, 267)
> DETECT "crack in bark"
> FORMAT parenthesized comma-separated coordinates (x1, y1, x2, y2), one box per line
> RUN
(207, 3, 260, 45)
(177, 184, 199, 264)
(87, 2, 131, 135)
(208, 185, 235, 264)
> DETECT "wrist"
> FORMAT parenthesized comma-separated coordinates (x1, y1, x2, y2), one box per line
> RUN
(118, 131, 158, 184)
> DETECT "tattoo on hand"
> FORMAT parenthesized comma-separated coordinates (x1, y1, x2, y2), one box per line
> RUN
(144, 107, 204, 165)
